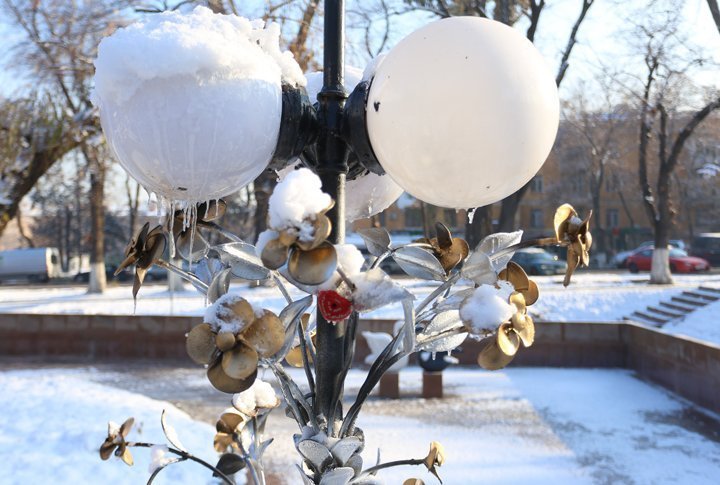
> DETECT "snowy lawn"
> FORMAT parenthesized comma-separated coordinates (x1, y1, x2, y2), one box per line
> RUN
(1, 272, 719, 343)
(1, 366, 719, 484)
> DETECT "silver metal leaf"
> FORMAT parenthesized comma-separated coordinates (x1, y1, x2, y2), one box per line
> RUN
(346, 454, 363, 476)
(194, 257, 226, 286)
(358, 228, 391, 257)
(207, 268, 232, 304)
(416, 310, 468, 352)
(267, 295, 314, 364)
(297, 439, 334, 472)
(330, 437, 362, 466)
(320, 467, 355, 485)
(160, 409, 187, 452)
(351, 477, 383, 485)
(176, 229, 209, 262)
(435, 288, 475, 312)
(461, 250, 497, 286)
(402, 298, 416, 353)
(297, 465, 315, 485)
(392, 246, 446, 281)
(477, 230, 523, 272)
(214, 242, 271, 281)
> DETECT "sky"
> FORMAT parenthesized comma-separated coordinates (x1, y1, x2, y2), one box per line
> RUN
(1, 0, 718, 212)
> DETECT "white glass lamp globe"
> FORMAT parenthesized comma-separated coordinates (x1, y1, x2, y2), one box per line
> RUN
(366, 17, 559, 209)
(92, 7, 305, 203)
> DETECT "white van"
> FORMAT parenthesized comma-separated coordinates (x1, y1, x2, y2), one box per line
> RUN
(0, 247, 62, 282)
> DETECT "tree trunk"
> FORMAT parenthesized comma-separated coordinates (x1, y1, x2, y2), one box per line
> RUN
(465, 205, 493, 249)
(497, 182, 530, 232)
(88, 170, 107, 293)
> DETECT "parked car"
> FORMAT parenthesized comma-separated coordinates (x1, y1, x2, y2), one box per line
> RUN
(690, 233, 720, 266)
(626, 248, 710, 273)
(510, 248, 567, 276)
(613, 240, 685, 268)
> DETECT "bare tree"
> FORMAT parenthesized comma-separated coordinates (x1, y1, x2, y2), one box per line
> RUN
(632, 5, 720, 283)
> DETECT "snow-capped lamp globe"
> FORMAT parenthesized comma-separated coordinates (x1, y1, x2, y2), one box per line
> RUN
(92, 7, 309, 205)
(350, 16, 560, 209)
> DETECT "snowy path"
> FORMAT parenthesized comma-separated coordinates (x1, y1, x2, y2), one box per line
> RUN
(2, 365, 718, 484)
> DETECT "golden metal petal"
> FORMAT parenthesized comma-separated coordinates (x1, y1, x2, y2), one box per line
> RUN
(511, 313, 535, 347)
(553, 204, 576, 241)
(498, 261, 529, 292)
(284, 346, 306, 367)
(119, 417, 134, 438)
(476, 337, 515, 370)
(239, 310, 285, 358)
(287, 242, 338, 286)
(563, 249, 580, 287)
(207, 359, 257, 394)
(221, 344, 259, 380)
(496, 323, 520, 356)
(509, 292, 527, 314)
(220, 297, 256, 331)
(403, 480, 426, 485)
(583, 231, 593, 252)
(99, 440, 116, 460)
(219, 411, 245, 432)
(115, 252, 138, 275)
(186, 323, 217, 365)
(434, 222, 453, 249)
(261, 239, 289, 270)
(133, 268, 146, 301)
(524, 279, 539, 306)
(213, 432, 234, 453)
(215, 332, 237, 353)
(278, 230, 298, 248)
(119, 445, 133, 466)
(424, 441, 446, 469)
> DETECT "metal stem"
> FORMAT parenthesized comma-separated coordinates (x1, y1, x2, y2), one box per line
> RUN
(314, 0, 350, 427)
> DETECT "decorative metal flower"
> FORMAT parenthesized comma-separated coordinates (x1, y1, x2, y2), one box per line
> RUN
(186, 295, 284, 393)
(260, 202, 338, 285)
(416, 222, 469, 273)
(473, 262, 539, 371)
(116, 223, 167, 301)
(423, 441, 446, 482)
(317, 289, 354, 322)
(99, 417, 135, 466)
(554, 204, 593, 287)
(213, 409, 246, 453)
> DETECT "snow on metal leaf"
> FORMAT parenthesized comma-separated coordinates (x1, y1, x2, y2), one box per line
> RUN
(160, 409, 187, 452)
(358, 227, 391, 257)
(207, 267, 232, 304)
(267, 295, 313, 364)
(416, 310, 468, 352)
(297, 439, 333, 472)
(435, 288, 475, 312)
(461, 250, 497, 286)
(477, 230, 523, 272)
(330, 436, 362, 466)
(319, 467, 355, 485)
(214, 242, 271, 280)
(392, 246, 446, 281)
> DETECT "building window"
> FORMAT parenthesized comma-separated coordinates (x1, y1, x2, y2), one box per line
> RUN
(606, 209, 619, 228)
(530, 175, 543, 193)
(405, 208, 422, 228)
(530, 209, 543, 228)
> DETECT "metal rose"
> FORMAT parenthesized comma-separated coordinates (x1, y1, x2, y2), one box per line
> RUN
(317, 290, 353, 322)
(99, 417, 135, 466)
(186, 296, 285, 394)
(116, 223, 167, 301)
(553, 204, 593, 287)
(416, 222, 469, 273)
(260, 202, 338, 285)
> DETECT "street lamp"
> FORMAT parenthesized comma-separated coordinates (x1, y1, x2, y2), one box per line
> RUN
(94, 2, 570, 484)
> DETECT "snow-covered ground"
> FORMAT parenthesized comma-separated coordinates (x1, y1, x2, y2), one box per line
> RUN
(1, 366, 719, 484)
(1, 272, 720, 343)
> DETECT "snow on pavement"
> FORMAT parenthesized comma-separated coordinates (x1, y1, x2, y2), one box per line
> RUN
(3, 366, 717, 484)
(0, 369, 221, 485)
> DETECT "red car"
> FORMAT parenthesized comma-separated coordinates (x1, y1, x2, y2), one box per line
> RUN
(626, 248, 711, 273)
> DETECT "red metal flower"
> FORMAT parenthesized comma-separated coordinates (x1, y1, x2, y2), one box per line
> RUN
(318, 290, 353, 322)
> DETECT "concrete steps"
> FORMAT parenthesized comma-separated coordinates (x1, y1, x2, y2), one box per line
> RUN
(626, 285, 719, 327)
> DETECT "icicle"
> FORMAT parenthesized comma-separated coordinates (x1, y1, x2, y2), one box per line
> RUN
(467, 208, 476, 224)
(167, 199, 177, 259)
(188, 203, 197, 271)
